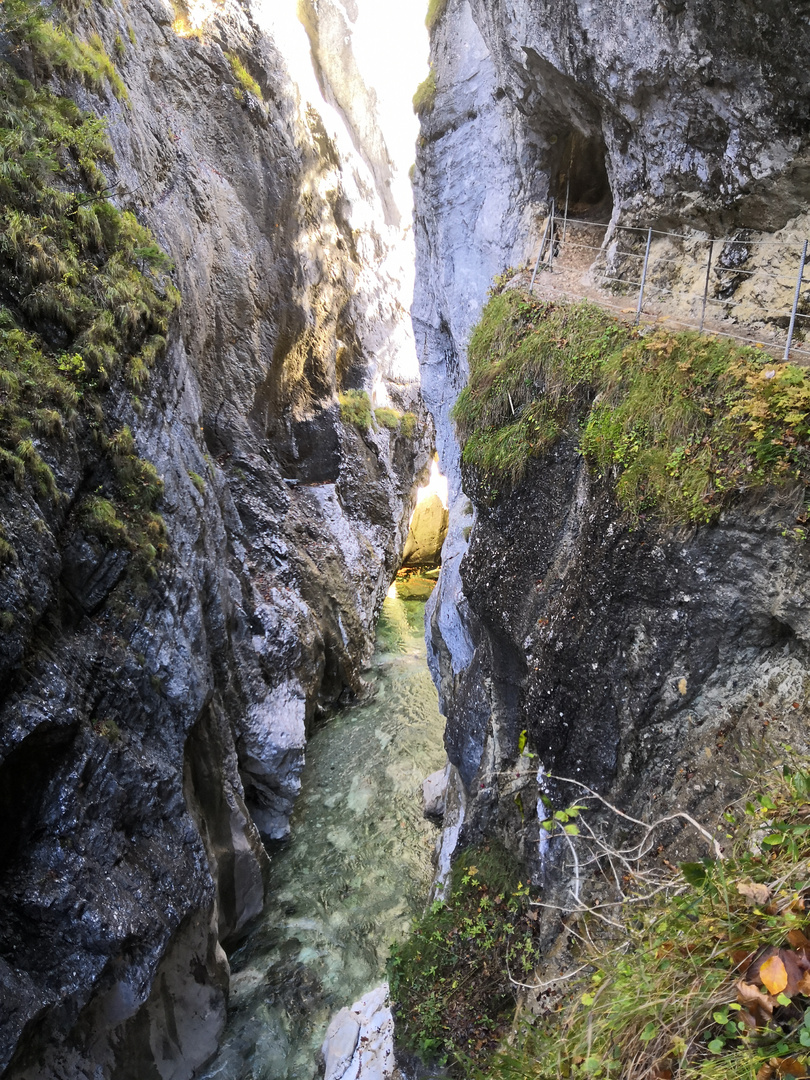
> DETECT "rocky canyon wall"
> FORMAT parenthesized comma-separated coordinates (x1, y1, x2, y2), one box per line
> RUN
(0, 1, 429, 1076)
(414, 0, 810, 881)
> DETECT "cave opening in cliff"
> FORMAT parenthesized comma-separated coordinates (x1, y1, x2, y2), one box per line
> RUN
(552, 129, 613, 221)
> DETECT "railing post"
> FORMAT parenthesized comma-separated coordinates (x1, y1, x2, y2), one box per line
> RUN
(784, 239, 808, 361)
(529, 215, 551, 295)
(635, 227, 653, 325)
(699, 239, 714, 333)
(562, 174, 570, 245)
(548, 198, 556, 273)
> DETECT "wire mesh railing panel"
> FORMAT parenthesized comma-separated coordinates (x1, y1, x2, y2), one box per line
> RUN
(527, 205, 810, 361)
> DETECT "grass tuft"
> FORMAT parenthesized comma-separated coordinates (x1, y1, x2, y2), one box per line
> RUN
(426, 0, 448, 30)
(225, 52, 264, 102)
(413, 68, 437, 115)
(339, 389, 373, 432)
(375, 406, 402, 430)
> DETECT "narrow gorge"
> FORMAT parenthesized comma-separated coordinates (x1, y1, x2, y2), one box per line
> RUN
(2, 1, 810, 1079)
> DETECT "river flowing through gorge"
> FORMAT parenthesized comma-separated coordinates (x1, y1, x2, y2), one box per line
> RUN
(201, 578, 445, 1080)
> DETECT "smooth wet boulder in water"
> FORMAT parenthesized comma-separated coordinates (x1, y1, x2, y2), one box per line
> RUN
(422, 765, 449, 820)
(321, 984, 396, 1080)
(401, 494, 448, 568)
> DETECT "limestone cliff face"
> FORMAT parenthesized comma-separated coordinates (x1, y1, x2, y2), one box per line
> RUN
(414, 0, 810, 877)
(0, 1, 429, 1076)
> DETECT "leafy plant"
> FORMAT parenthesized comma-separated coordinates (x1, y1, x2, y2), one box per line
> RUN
(491, 758, 810, 1080)
(388, 843, 542, 1070)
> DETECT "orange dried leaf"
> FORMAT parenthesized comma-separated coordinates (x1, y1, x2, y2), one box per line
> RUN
(737, 979, 776, 1019)
(775, 1057, 809, 1077)
(761, 954, 789, 995)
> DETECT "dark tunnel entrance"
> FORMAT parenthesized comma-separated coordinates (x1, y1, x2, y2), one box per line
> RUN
(550, 129, 613, 220)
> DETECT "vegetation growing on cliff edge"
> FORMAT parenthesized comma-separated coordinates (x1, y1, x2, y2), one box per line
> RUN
(390, 759, 810, 1080)
(338, 389, 417, 437)
(0, 0, 179, 566)
(492, 757, 810, 1080)
(388, 843, 542, 1069)
(426, 0, 449, 31)
(226, 51, 264, 104)
(413, 68, 437, 116)
(453, 290, 810, 525)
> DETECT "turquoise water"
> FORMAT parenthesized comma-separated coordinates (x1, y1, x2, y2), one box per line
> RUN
(200, 584, 445, 1080)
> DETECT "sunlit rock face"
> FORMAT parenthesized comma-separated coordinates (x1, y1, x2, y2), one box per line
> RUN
(413, 0, 810, 875)
(0, 0, 429, 1076)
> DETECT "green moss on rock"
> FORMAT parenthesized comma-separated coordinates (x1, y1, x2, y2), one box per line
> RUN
(0, 0, 179, 565)
(453, 290, 810, 524)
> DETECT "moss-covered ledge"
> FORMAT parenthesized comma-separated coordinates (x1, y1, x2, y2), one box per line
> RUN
(453, 289, 810, 529)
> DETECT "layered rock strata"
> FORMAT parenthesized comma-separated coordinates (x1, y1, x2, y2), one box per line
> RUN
(413, 0, 810, 880)
(0, 1, 428, 1076)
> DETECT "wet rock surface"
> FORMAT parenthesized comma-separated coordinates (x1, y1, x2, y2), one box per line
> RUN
(413, 0, 810, 902)
(321, 985, 396, 1080)
(0, 1, 430, 1076)
(434, 444, 810, 874)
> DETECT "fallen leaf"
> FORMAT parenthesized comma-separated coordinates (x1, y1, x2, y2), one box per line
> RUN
(732, 948, 756, 970)
(678, 677, 688, 695)
(787, 929, 810, 950)
(756, 1065, 776, 1080)
(737, 979, 776, 1027)
(760, 954, 789, 995)
(737, 881, 771, 906)
(775, 1057, 809, 1077)
(751, 948, 810, 996)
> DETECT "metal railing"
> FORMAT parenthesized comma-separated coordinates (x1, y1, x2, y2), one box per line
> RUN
(528, 201, 810, 362)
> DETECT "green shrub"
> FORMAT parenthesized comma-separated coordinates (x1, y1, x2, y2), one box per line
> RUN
(497, 758, 810, 1080)
(388, 843, 541, 1069)
(339, 389, 373, 432)
(413, 68, 437, 115)
(453, 290, 810, 523)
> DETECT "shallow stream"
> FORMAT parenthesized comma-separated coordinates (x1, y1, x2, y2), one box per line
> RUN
(201, 578, 445, 1080)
